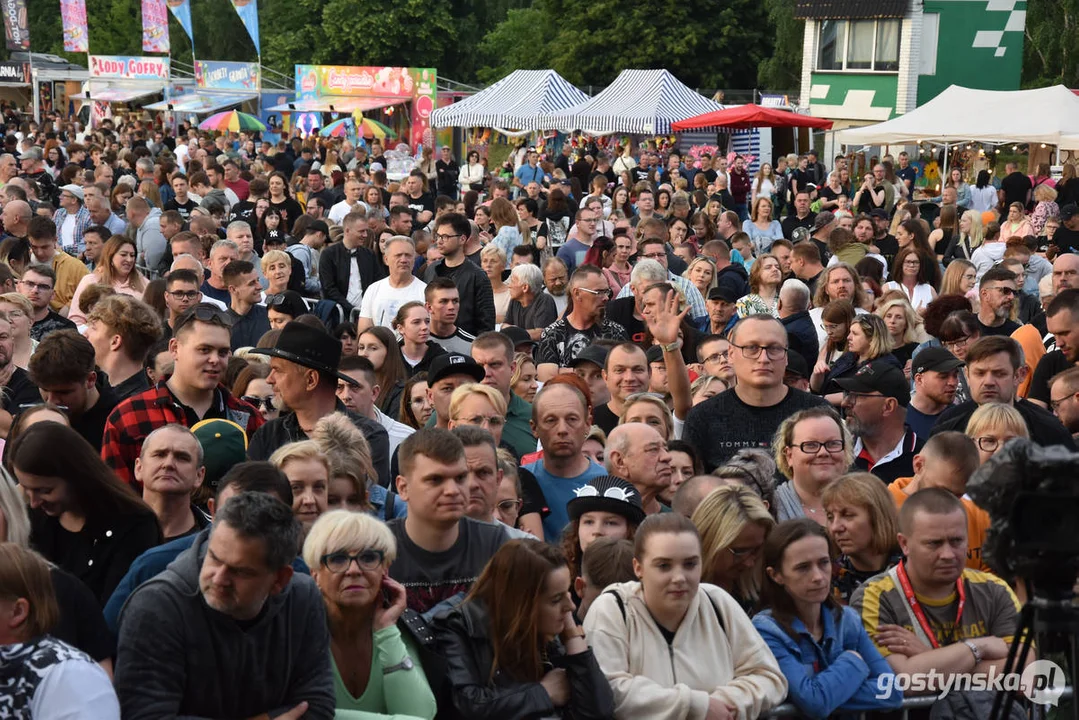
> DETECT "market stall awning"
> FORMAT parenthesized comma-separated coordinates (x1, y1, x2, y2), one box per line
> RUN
(264, 95, 400, 113)
(673, 104, 835, 131)
(538, 69, 723, 135)
(144, 93, 257, 114)
(837, 84, 1079, 146)
(430, 69, 589, 130)
(72, 82, 165, 103)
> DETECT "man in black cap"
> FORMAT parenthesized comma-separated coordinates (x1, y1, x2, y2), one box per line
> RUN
(706, 286, 739, 336)
(784, 351, 811, 392)
(1051, 204, 1079, 255)
(425, 352, 486, 429)
(837, 358, 924, 483)
(869, 208, 898, 264)
(247, 321, 390, 487)
(807, 210, 834, 263)
(907, 347, 964, 439)
(568, 344, 611, 408)
(645, 345, 667, 394)
(500, 325, 536, 358)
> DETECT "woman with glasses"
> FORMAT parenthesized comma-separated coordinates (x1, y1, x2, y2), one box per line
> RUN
(940, 258, 978, 299)
(399, 372, 433, 431)
(821, 473, 902, 604)
(937, 310, 979, 403)
(692, 484, 775, 613)
(357, 326, 409, 420)
(884, 246, 938, 314)
(231, 362, 280, 421)
(772, 407, 854, 523)
(812, 314, 896, 406)
(447, 383, 507, 442)
(68, 235, 148, 328)
(965, 402, 1029, 465)
(753, 518, 902, 718)
(0, 292, 36, 367)
(303, 510, 437, 720)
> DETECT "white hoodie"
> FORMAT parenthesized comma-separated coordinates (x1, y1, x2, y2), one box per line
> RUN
(584, 581, 787, 720)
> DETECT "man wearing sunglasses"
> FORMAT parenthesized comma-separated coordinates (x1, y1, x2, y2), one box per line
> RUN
(975, 267, 1021, 337)
(536, 265, 627, 380)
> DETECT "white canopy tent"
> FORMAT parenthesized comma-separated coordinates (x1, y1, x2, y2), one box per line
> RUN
(430, 69, 589, 133)
(538, 69, 723, 135)
(837, 85, 1079, 146)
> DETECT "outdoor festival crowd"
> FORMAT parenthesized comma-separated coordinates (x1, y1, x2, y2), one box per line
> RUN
(1, 108, 1079, 720)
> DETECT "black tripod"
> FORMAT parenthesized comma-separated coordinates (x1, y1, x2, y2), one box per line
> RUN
(990, 581, 1079, 720)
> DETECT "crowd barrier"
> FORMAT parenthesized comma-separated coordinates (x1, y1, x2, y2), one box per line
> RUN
(761, 687, 1073, 718)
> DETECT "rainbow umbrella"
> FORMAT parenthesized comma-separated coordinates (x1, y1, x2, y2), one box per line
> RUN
(352, 115, 396, 140)
(198, 110, 267, 133)
(319, 117, 355, 138)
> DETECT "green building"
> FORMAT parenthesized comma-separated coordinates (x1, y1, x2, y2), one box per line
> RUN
(795, 0, 1026, 130)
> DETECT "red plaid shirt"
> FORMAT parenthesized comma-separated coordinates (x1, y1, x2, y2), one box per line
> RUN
(101, 380, 264, 488)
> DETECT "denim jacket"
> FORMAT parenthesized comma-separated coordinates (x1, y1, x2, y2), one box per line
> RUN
(752, 605, 902, 720)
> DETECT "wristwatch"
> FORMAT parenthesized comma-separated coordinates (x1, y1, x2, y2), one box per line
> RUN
(564, 626, 586, 641)
(963, 639, 983, 665)
(383, 655, 415, 675)
(662, 339, 683, 353)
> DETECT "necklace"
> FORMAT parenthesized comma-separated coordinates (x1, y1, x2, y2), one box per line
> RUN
(802, 504, 819, 514)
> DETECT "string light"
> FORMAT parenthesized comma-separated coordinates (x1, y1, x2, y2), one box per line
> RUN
(1013, 145, 1019, 151)
(1041, 143, 1047, 148)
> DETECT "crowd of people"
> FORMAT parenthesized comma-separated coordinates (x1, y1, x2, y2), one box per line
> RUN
(0, 113, 1076, 719)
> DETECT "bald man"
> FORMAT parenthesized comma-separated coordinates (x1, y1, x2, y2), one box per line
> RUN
(1, 199, 31, 240)
(1053, 254, 1079, 293)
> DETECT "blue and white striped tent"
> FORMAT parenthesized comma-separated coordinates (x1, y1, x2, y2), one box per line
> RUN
(431, 69, 590, 130)
(536, 69, 723, 135)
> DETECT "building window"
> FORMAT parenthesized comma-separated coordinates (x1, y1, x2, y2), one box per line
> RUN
(919, 14, 939, 75)
(817, 19, 901, 72)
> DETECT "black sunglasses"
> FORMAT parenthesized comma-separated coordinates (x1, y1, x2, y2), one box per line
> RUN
(175, 304, 233, 334)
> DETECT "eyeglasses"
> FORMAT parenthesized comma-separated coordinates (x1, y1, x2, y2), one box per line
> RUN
(167, 290, 200, 301)
(320, 549, 385, 573)
(942, 336, 972, 350)
(641, 251, 667, 260)
(577, 286, 612, 298)
(1050, 393, 1076, 412)
(843, 391, 884, 405)
(497, 498, 524, 514)
(17, 280, 52, 292)
(434, 233, 463, 242)
(458, 414, 505, 429)
(975, 436, 1017, 453)
(702, 351, 729, 365)
(730, 342, 788, 360)
(728, 543, 764, 559)
(986, 286, 1017, 296)
(791, 439, 845, 454)
(242, 395, 276, 412)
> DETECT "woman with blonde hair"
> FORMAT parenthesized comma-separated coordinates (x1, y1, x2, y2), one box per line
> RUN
(0, 292, 36, 367)
(269, 440, 330, 539)
(67, 235, 148, 326)
(480, 244, 511, 323)
(965, 402, 1029, 465)
(1031, 182, 1060, 234)
(618, 392, 674, 441)
(821, 473, 902, 604)
(447, 383, 508, 443)
(488, 196, 526, 263)
(692, 484, 776, 612)
(940, 258, 978, 298)
(261, 249, 293, 296)
(310, 413, 404, 521)
(773, 407, 854, 523)
(877, 297, 922, 369)
(812, 314, 896, 404)
(303, 510, 437, 719)
(1000, 202, 1034, 243)
(683, 256, 717, 298)
(944, 209, 985, 264)
(509, 352, 538, 404)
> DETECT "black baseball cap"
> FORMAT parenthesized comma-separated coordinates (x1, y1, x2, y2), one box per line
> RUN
(869, 209, 890, 221)
(500, 325, 535, 349)
(707, 286, 738, 303)
(305, 220, 330, 236)
(785, 351, 810, 379)
(834, 358, 910, 406)
(427, 353, 485, 386)
(1061, 204, 1079, 222)
(645, 345, 665, 364)
(911, 347, 965, 376)
(568, 344, 609, 369)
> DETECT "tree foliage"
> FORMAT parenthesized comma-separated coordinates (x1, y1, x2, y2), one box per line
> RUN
(757, 0, 804, 93)
(1022, 0, 1079, 89)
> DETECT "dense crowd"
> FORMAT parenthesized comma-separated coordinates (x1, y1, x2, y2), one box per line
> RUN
(0, 110, 1076, 719)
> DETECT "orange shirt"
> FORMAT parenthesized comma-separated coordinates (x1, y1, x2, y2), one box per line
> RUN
(888, 476, 992, 572)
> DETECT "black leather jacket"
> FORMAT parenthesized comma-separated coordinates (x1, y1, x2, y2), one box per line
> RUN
(422, 259, 495, 336)
(434, 600, 614, 720)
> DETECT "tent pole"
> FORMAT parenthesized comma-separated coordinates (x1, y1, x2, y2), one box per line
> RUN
(941, 142, 948, 195)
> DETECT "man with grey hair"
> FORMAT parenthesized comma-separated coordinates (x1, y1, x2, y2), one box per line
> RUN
(114, 491, 334, 719)
(505, 262, 557, 339)
(226, 219, 267, 290)
(777, 278, 818, 372)
(0, 153, 17, 187)
(200, 239, 240, 304)
(606, 258, 666, 342)
(606, 422, 673, 515)
(127, 195, 167, 277)
(87, 193, 126, 235)
(135, 424, 209, 540)
(542, 256, 570, 317)
(613, 236, 708, 329)
(357, 235, 425, 330)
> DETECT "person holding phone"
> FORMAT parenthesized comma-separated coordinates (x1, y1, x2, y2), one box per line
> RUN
(303, 509, 437, 720)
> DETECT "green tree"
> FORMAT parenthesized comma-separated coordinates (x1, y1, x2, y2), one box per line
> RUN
(476, 7, 554, 83)
(1022, 0, 1079, 88)
(757, 0, 804, 93)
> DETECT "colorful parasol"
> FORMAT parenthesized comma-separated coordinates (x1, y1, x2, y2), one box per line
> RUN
(352, 115, 396, 140)
(198, 110, 267, 133)
(319, 117, 354, 138)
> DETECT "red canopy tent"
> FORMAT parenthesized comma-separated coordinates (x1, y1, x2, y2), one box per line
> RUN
(672, 104, 834, 131)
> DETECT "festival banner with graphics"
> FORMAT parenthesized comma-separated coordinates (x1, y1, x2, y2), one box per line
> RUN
(195, 60, 259, 91)
(293, 65, 437, 149)
(230, 0, 259, 55)
(60, 0, 88, 52)
(141, 0, 169, 53)
(89, 55, 171, 81)
(1, 0, 29, 51)
(166, 0, 194, 45)
(0, 61, 29, 84)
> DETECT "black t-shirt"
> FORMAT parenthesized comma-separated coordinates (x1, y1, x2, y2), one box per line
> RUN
(1029, 349, 1074, 404)
(1052, 227, 1079, 255)
(269, 197, 304, 232)
(875, 234, 899, 268)
(504, 292, 557, 330)
(818, 185, 840, 205)
(407, 192, 435, 221)
(517, 467, 548, 519)
(387, 517, 508, 615)
(788, 169, 810, 199)
(51, 568, 114, 661)
(631, 166, 651, 184)
(2, 367, 40, 414)
(896, 166, 917, 192)
(976, 317, 1021, 337)
(782, 212, 816, 241)
(73, 383, 120, 452)
(604, 297, 647, 344)
(1000, 172, 1032, 209)
(164, 197, 199, 221)
(593, 402, 620, 436)
(31, 311, 77, 341)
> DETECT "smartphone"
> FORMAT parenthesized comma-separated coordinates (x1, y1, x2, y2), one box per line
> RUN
(381, 585, 393, 609)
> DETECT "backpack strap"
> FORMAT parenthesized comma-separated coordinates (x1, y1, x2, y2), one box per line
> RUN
(604, 589, 627, 622)
(705, 591, 726, 635)
(383, 492, 396, 521)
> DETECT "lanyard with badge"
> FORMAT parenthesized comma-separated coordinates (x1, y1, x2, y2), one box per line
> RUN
(895, 560, 965, 648)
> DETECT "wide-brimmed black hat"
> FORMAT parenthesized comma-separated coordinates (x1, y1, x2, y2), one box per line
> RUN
(249, 321, 359, 386)
(567, 475, 646, 526)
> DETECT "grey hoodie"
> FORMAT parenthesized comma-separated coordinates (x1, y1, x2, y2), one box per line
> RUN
(135, 206, 167, 277)
(114, 527, 334, 719)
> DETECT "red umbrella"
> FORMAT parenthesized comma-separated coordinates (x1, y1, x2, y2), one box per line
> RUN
(672, 104, 834, 131)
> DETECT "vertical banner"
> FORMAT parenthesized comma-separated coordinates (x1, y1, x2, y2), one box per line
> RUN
(1, 0, 29, 51)
(230, 0, 259, 55)
(166, 0, 194, 46)
(141, 0, 169, 53)
(59, 0, 88, 53)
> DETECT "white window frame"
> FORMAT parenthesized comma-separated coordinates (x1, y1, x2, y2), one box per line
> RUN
(816, 18, 902, 73)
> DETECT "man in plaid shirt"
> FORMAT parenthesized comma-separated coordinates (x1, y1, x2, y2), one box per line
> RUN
(53, 183, 93, 256)
(102, 305, 263, 488)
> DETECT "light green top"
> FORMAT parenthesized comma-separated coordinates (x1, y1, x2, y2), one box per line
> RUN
(332, 624, 437, 720)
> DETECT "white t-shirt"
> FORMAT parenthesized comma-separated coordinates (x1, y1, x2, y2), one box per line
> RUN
(60, 214, 77, 250)
(33, 657, 120, 719)
(359, 276, 427, 328)
(328, 199, 370, 226)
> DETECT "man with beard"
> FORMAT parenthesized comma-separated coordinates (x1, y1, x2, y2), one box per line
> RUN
(0, 316, 40, 436)
(975, 267, 1021, 337)
(536, 265, 627, 379)
(542, 257, 570, 318)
